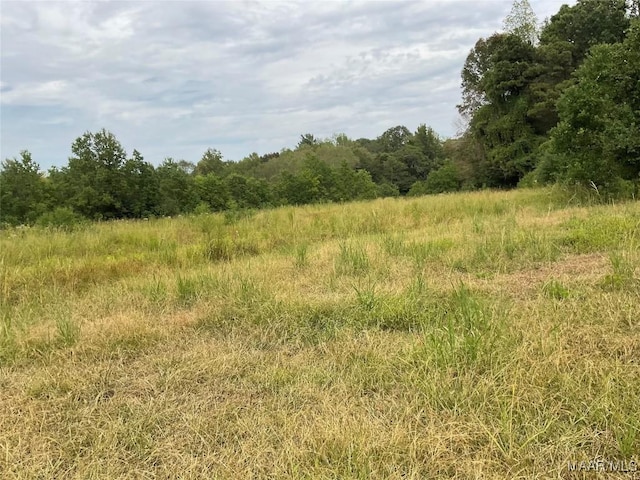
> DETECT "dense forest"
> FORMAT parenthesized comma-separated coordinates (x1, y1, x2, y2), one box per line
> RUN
(2, 0, 639, 227)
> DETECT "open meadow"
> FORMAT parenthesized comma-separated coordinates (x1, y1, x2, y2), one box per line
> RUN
(1, 188, 639, 478)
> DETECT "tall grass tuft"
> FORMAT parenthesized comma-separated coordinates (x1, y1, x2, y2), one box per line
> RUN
(203, 235, 261, 262)
(425, 284, 506, 373)
(204, 236, 234, 262)
(352, 279, 377, 311)
(142, 277, 168, 309)
(0, 310, 18, 364)
(382, 233, 406, 257)
(294, 243, 309, 269)
(55, 314, 80, 347)
(335, 241, 370, 276)
(176, 275, 199, 307)
(600, 251, 637, 290)
(541, 279, 571, 300)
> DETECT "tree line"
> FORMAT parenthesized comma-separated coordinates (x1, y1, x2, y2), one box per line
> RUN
(0, 125, 455, 226)
(2, 0, 639, 227)
(457, 0, 639, 195)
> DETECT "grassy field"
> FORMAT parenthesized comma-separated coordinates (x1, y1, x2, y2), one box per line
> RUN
(1, 188, 639, 479)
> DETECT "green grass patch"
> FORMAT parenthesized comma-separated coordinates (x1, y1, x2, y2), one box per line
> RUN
(1, 188, 639, 478)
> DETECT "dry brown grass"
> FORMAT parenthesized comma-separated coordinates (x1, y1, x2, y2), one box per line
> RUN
(1, 188, 638, 478)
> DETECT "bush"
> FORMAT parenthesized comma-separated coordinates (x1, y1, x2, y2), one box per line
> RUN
(407, 181, 428, 197)
(35, 207, 86, 230)
(424, 161, 461, 194)
(223, 207, 256, 225)
(193, 202, 211, 216)
(517, 171, 539, 188)
(409, 161, 462, 196)
(533, 149, 564, 185)
(376, 182, 400, 198)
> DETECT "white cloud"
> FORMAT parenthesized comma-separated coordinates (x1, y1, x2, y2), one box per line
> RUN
(1, 0, 573, 168)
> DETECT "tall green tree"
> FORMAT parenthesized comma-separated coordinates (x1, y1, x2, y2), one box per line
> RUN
(63, 129, 128, 219)
(458, 36, 494, 120)
(195, 174, 230, 211)
(460, 33, 536, 117)
(380, 154, 415, 194)
(526, 41, 574, 135)
(529, 0, 631, 137)
(460, 33, 540, 186)
(334, 161, 378, 201)
(297, 134, 318, 149)
(225, 174, 272, 209)
(0, 151, 48, 225)
(122, 149, 159, 218)
(377, 126, 412, 153)
(539, 0, 629, 70)
(443, 135, 487, 188)
(195, 148, 225, 176)
(408, 124, 446, 177)
(546, 19, 640, 193)
(227, 153, 262, 178)
(276, 171, 321, 205)
(301, 155, 337, 201)
(156, 158, 199, 216)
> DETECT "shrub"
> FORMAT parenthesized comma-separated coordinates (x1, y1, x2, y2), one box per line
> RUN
(193, 202, 211, 216)
(407, 180, 427, 197)
(376, 182, 400, 198)
(409, 161, 462, 196)
(517, 171, 539, 188)
(423, 161, 462, 194)
(35, 207, 86, 231)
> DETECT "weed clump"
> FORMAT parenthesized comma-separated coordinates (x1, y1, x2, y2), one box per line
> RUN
(600, 252, 638, 291)
(542, 279, 571, 300)
(335, 242, 370, 276)
(203, 236, 260, 262)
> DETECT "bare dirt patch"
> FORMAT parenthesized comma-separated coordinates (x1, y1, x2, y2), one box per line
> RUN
(476, 253, 609, 299)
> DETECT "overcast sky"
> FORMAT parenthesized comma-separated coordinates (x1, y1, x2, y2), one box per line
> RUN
(1, 0, 573, 169)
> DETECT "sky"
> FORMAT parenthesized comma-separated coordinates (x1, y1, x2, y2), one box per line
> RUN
(1, 0, 573, 169)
